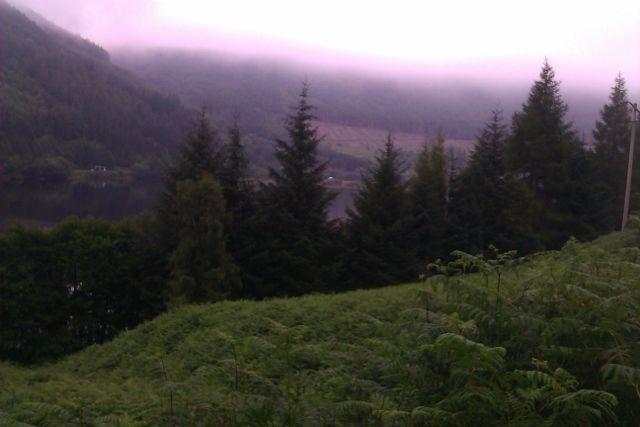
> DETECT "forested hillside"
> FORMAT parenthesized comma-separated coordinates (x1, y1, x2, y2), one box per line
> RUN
(0, 2, 195, 185)
(113, 48, 605, 143)
(1, 228, 639, 426)
(3, 64, 637, 364)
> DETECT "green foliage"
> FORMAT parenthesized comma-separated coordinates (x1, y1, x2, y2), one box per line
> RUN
(448, 110, 539, 254)
(345, 135, 416, 288)
(168, 110, 224, 183)
(0, 3, 193, 177)
(156, 113, 242, 305)
(1, 229, 639, 425)
(506, 60, 595, 248)
(409, 132, 448, 260)
(168, 175, 240, 304)
(218, 116, 249, 211)
(0, 215, 166, 362)
(248, 83, 338, 297)
(592, 74, 637, 230)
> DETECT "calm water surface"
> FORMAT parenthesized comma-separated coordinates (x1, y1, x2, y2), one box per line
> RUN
(0, 183, 355, 229)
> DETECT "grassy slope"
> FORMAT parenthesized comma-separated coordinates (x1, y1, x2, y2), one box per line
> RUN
(1, 229, 639, 426)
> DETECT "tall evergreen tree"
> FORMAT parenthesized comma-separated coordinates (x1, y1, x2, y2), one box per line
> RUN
(252, 83, 337, 296)
(157, 112, 240, 304)
(507, 60, 578, 197)
(345, 135, 416, 288)
(169, 109, 223, 182)
(157, 111, 224, 243)
(219, 115, 249, 211)
(215, 117, 267, 299)
(409, 132, 448, 261)
(168, 175, 240, 304)
(592, 74, 634, 230)
(268, 83, 335, 229)
(448, 110, 538, 253)
(506, 60, 592, 247)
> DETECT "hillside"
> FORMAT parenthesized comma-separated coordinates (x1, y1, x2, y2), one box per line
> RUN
(317, 121, 473, 163)
(0, 2, 195, 185)
(113, 49, 605, 143)
(2, 228, 639, 426)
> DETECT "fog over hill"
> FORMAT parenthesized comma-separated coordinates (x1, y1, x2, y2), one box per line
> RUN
(112, 47, 614, 147)
(2, 0, 639, 224)
(0, 1, 195, 181)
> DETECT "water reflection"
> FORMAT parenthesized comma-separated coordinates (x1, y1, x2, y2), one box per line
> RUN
(0, 183, 160, 229)
(0, 183, 356, 229)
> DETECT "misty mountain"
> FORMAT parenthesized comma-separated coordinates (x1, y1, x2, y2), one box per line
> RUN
(0, 1, 195, 183)
(112, 48, 607, 146)
(0, 0, 614, 187)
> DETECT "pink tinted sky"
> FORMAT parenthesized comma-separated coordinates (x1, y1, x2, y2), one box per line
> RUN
(11, 0, 640, 90)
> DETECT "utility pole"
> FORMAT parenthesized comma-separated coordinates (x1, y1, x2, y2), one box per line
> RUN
(622, 102, 639, 230)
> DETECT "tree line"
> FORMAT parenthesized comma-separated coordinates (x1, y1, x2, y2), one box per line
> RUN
(0, 61, 637, 362)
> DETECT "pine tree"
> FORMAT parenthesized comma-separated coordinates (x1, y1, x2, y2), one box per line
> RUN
(170, 109, 223, 182)
(253, 83, 337, 296)
(345, 135, 416, 288)
(506, 60, 591, 247)
(168, 175, 240, 304)
(216, 117, 266, 299)
(507, 60, 579, 197)
(592, 74, 633, 230)
(448, 110, 538, 253)
(268, 83, 335, 229)
(219, 115, 249, 211)
(157, 112, 240, 303)
(409, 132, 448, 261)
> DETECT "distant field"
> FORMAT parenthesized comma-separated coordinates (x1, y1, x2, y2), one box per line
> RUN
(317, 121, 475, 160)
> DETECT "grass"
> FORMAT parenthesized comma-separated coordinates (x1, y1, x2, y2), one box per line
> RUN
(1, 229, 639, 426)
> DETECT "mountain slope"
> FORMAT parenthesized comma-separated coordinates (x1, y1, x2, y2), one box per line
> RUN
(0, 2, 195, 183)
(113, 49, 605, 144)
(1, 228, 639, 425)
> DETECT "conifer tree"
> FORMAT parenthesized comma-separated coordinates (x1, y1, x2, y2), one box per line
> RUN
(268, 83, 335, 229)
(170, 109, 223, 182)
(506, 60, 592, 247)
(217, 117, 266, 299)
(158, 112, 218, 237)
(157, 112, 240, 303)
(219, 116, 249, 211)
(409, 132, 448, 261)
(592, 74, 634, 230)
(345, 135, 416, 288)
(253, 83, 337, 296)
(168, 175, 240, 304)
(507, 61, 579, 196)
(448, 110, 538, 253)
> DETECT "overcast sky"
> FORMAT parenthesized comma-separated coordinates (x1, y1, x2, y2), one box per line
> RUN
(11, 0, 640, 90)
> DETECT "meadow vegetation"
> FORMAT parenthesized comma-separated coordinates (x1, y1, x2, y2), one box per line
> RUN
(1, 227, 639, 426)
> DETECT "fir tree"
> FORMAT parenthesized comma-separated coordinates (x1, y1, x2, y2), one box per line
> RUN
(157, 111, 224, 246)
(253, 83, 337, 296)
(345, 135, 416, 288)
(409, 132, 448, 261)
(506, 60, 591, 247)
(168, 175, 240, 304)
(448, 110, 538, 253)
(170, 109, 223, 182)
(268, 83, 335, 229)
(219, 115, 249, 211)
(157, 113, 240, 303)
(215, 117, 266, 299)
(592, 74, 634, 230)
(507, 60, 579, 197)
